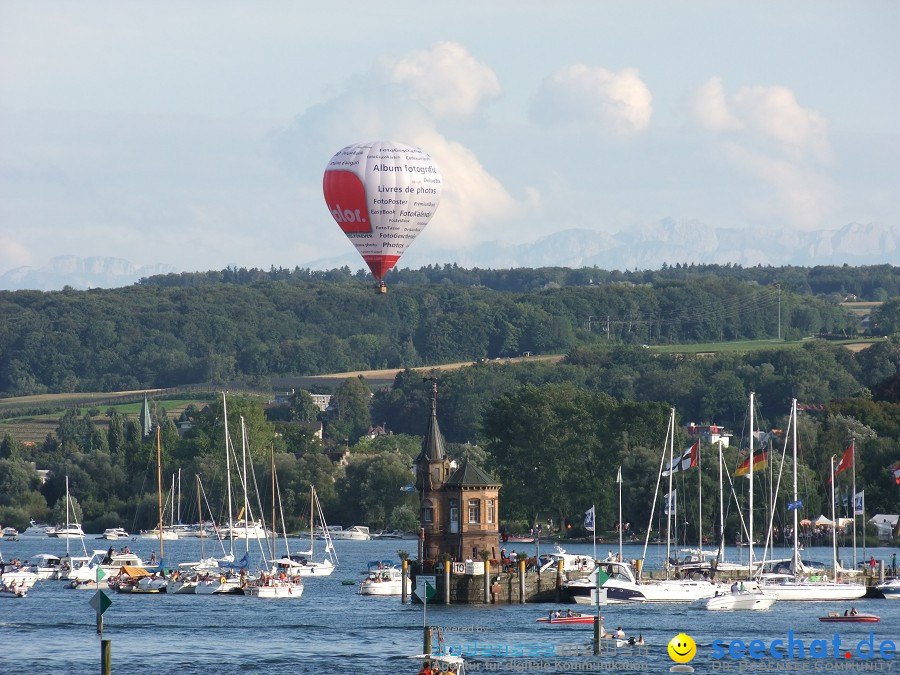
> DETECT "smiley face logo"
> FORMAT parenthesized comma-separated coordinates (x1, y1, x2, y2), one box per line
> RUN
(667, 633, 697, 663)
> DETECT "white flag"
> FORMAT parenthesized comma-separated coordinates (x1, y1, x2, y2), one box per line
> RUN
(584, 506, 595, 533)
(854, 490, 865, 516)
(664, 489, 677, 516)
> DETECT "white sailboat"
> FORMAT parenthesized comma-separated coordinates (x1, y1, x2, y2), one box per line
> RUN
(758, 399, 865, 601)
(289, 485, 337, 577)
(244, 450, 304, 599)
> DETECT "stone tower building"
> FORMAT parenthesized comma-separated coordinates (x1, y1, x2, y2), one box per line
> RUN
(415, 382, 501, 562)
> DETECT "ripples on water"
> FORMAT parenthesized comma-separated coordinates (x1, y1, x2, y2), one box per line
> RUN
(2, 538, 897, 673)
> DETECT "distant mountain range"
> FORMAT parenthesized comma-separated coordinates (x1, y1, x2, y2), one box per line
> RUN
(0, 256, 177, 291)
(1, 221, 895, 291)
(312, 220, 900, 272)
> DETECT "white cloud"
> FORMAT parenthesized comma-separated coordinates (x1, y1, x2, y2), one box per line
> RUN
(689, 78, 835, 230)
(690, 77, 742, 133)
(0, 238, 33, 270)
(378, 41, 502, 119)
(530, 65, 652, 138)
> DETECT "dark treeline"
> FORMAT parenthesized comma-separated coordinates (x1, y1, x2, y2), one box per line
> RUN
(139, 263, 900, 299)
(0, 266, 878, 396)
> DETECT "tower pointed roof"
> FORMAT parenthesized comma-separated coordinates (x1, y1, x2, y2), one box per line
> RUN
(140, 395, 153, 438)
(416, 380, 446, 464)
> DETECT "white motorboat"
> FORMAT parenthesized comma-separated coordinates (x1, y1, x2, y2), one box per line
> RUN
(358, 561, 410, 596)
(98, 527, 130, 540)
(26, 553, 65, 580)
(330, 525, 370, 541)
(18, 520, 53, 538)
(691, 589, 776, 610)
(410, 653, 467, 675)
(0, 563, 40, 589)
(140, 528, 178, 540)
(216, 519, 269, 540)
(876, 578, 900, 599)
(567, 560, 723, 604)
(538, 544, 597, 574)
(49, 523, 85, 539)
(2, 526, 19, 541)
(0, 582, 27, 598)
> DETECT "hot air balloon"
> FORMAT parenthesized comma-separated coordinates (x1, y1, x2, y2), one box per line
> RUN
(323, 140, 442, 293)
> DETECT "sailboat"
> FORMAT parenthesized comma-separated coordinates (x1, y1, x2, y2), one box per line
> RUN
(288, 485, 338, 577)
(48, 476, 85, 539)
(244, 450, 304, 598)
(757, 399, 865, 601)
(567, 410, 722, 604)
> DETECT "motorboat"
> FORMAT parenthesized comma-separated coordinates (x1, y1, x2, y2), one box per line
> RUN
(566, 560, 723, 604)
(875, 578, 900, 599)
(216, 519, 269, 540)
(0, 561, 40, 589)
(819, 612, 880, 623)
(537, 544, 597, 574)
(536, 612, 597, 624)
(2, 527, 19, 541)
(98, 527, 130, 540)
(330, 525, 371, 541)
(358, 561, 410, 596)
(18, 520, 53, 538)
(691, 589, 776, 610)
(109, 566, 167, 594)
(26, 553, 66, 580)
(48, 523, 85, 539)
(372, 529, 405, 539)
(140, 528, 178, 541)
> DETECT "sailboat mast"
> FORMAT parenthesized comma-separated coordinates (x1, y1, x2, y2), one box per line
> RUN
(851, 437, 857, 569)
(791, 399, 799, 575)
(748, 391, 755, 578)
(310, 485, 315, 559)
(666, 408, 674, 580)
(271, 447, 276, 562)
(65, 474, 71, 557)
(241, 415, 249, 554)
(157, 427, 164, 558)
(223, 394, 235, 556)
(617, 467, 623, 563)
(197, 474, 204, 560)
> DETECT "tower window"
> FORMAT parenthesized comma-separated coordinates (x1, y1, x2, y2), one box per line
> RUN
(468, 499, 480, 524)
(487, 499, 495, 524)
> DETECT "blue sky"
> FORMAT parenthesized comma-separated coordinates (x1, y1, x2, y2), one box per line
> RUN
(1, 1, 898, 275)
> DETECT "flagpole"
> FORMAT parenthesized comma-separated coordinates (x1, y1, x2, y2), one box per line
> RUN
(617, 468, 623, 563)
(861, 490, 866, 562)
(697, 438, 703, 559)
(851, 437, 857, 569)
(592, 503, 597, 567)
(830, 455, 838, 578)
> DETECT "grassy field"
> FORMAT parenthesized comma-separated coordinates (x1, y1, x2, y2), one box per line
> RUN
(0, 338, 882, 444)
(0, 397, 216, 445)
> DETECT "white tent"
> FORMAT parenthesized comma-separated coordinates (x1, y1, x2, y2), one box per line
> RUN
(813, 515, 833, 527)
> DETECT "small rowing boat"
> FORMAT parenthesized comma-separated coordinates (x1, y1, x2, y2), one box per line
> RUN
(818, 612, 880, 623)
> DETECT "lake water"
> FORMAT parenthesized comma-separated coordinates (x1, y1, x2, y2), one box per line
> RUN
(2, 537, 897, 673)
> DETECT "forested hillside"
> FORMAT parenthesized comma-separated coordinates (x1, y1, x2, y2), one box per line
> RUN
(0, 266, 874, 396)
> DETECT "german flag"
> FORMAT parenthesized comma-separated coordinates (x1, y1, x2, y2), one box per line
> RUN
(735, 449, 768, 476)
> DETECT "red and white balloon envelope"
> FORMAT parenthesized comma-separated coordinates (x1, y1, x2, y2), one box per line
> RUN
(323, 140, 442, 285)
